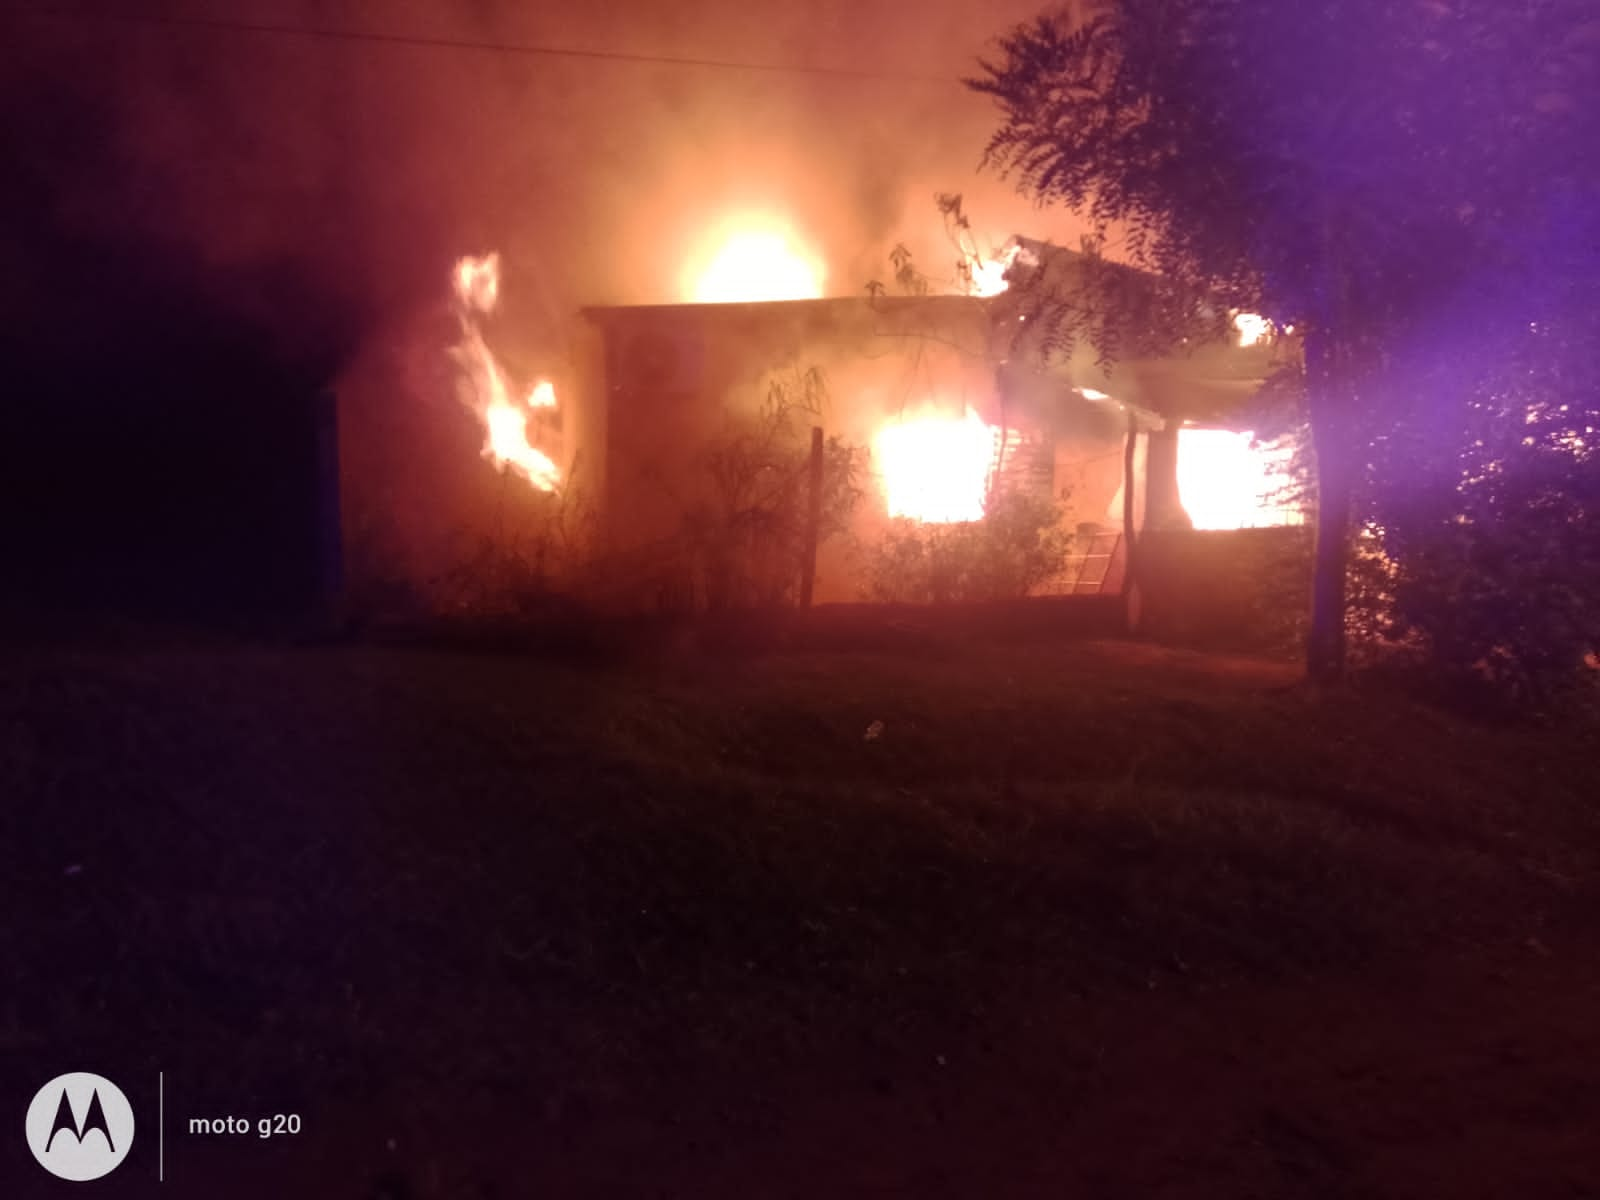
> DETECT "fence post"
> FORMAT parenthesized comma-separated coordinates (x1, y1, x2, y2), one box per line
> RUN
(799, 425, 824, 607)
(1122, 410, 1142, 633)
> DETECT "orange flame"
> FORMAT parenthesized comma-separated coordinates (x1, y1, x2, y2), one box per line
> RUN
(686, 219, 825, 303)
(450, 253, 561, 493)
(1177, 428, 1302, 529)
(967, 243, 1020, 298)
(874, 407, 999, 524)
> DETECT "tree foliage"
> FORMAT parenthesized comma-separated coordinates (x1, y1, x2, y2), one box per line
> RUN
(968, 0, 1599, 683)
(1359, 220, 1600, 706)
(971, 1, 1593, 331)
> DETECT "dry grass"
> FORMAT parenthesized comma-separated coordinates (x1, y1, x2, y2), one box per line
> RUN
(2, 632, 1597, 1189)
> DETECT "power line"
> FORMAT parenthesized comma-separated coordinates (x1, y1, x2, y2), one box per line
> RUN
(14, 6, 964, 85)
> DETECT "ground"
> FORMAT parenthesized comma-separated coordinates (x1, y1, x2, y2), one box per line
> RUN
(3, 631, 1598, 1197)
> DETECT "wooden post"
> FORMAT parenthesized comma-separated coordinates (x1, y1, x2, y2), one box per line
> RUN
(1121, 410, 1142, 633)
(799, 425, 824, 608)
(1143, 422, 1190, 531)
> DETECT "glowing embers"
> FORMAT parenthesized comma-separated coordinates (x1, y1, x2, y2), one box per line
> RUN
(1177, 427, 1303, 530)
(450, 253, 561, 492)
(874, 407, 1000, 524)
(686, 220, 825, 304)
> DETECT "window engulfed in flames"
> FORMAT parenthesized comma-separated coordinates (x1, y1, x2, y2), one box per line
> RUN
(1232, 312, 1272, 347)
(451, 253, 561, 493)
(1177, 428, 1303, 529)
(874, 407, 1000, 524)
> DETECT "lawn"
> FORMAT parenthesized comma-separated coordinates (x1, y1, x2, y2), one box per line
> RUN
(3, 631, 1597, 1197)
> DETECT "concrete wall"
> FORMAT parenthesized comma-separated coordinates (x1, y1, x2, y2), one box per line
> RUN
(581, 296, 1009, 606)
(336, 295, 1222, 619)
(1139, 527, 1311, 651)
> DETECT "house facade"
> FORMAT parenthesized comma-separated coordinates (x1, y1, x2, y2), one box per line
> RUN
(337, 278, 1301, 630)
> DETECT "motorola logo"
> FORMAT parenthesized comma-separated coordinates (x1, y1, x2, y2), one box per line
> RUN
(25, 1073, 135, 1181)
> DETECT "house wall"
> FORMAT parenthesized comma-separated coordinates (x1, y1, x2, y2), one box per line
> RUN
(336, 295, 1261, 619)
(1138, 527, 1311, 651)
(582, 296, 1006, 606)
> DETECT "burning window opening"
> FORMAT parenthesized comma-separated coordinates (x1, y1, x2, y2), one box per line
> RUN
(874, 407, 1001, 524)
(450, 253, 562, 493)
(1177, 426, 1303, 530)
(1232, 312, 1273, 347)
(686, 222, 825, 304)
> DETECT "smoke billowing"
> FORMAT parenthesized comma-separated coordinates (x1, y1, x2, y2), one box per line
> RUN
(3, 0, 1081, 368)
(0, 0, 1088, 615)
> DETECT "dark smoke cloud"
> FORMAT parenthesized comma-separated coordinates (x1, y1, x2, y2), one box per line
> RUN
(2, 0, 1081, 369)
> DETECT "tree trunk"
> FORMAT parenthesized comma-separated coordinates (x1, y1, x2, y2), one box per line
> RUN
(1121, 412, 1142, 634)
(1304, 326, 1353, 683)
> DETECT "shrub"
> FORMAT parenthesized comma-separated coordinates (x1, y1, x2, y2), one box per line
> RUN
(1358, 282, 1600, 708)
(866, 490, 1073, 604)
(431, 476, 600, 618)
(677, 367, 867, 611)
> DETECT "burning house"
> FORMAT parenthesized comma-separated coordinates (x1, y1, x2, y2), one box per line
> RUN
(335, 238, 1305, 632)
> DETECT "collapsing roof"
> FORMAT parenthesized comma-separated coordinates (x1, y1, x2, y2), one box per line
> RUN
(993, 237, 1289, 430)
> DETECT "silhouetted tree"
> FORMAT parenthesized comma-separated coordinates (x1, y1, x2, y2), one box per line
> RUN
(968, 0, 1597, 681)
(1359, 201, 1600, 706)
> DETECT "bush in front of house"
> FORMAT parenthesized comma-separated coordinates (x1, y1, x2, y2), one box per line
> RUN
(865, 490, 1073, 604)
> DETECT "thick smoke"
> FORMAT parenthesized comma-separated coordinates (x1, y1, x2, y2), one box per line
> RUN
(3, 0, 1082, 366)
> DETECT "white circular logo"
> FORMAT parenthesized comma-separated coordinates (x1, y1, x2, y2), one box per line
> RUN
(25, 1073, 135, 1181)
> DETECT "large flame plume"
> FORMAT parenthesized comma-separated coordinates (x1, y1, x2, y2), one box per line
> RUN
(874, 407, 1000, 524)
(686, 219, 825, 303)
(451, 253, 561, 493)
